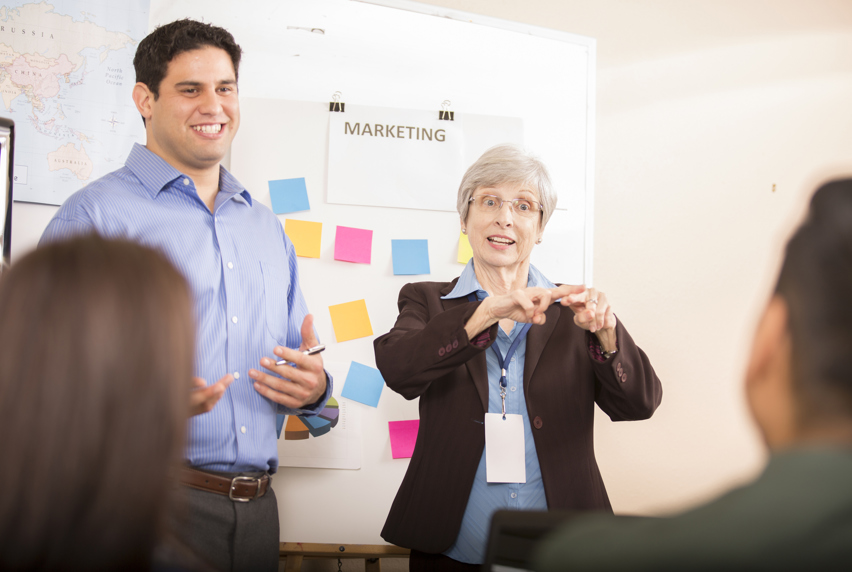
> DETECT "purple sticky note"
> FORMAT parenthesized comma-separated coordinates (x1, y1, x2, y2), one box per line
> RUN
(334, 226, 373, 264)
(388, 419, 420, 459)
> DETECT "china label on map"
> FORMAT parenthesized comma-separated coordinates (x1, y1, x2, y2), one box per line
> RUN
(0, 0, 149, 205)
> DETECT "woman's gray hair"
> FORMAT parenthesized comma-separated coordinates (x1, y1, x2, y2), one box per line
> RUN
(457, 144, 557, 228)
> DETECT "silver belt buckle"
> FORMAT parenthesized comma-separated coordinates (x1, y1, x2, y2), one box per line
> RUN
(229, 476, 259, 502)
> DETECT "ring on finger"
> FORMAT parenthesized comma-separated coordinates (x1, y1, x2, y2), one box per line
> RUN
(589, 298, 598, 304)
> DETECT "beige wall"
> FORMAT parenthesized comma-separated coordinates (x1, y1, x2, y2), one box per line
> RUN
(415, 0, 852, 516)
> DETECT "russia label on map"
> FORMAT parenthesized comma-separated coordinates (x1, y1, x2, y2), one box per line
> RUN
(0, 0, 149, 205)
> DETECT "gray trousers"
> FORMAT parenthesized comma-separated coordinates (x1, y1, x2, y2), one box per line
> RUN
(173, 471, 280, 572)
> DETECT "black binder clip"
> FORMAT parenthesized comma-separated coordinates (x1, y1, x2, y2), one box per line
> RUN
(438, 100, 454, 121)
(329, 91, 344, 112)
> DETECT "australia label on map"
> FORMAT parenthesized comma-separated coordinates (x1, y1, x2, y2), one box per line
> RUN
(0, 0, 149, 205)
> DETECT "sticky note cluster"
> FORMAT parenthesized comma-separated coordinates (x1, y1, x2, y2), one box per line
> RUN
(271, 178, 456, 272)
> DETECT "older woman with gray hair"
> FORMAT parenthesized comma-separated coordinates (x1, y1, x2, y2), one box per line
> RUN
(374, 144, 662, 570)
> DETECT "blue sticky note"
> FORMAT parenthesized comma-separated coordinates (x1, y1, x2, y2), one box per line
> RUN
(341, 362, 385, 408)
(392, 239, 430, 275)
(269, 178, 310, 214)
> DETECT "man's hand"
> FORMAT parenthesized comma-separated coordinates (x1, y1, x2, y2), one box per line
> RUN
(249, 314, 327, 409)
(190, 373, 234, 416)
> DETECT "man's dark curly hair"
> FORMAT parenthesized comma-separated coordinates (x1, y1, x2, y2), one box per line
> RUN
(133, 19, 242, 99)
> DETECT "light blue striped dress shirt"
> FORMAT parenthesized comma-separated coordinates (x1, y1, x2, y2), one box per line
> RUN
(441, 260, 552, 564)
(40, 143, 331, 473)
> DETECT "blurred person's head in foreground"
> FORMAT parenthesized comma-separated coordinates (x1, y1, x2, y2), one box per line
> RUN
(748, 178, 852, 448)
(0, 234, 195, 571)
(533, 179, 852, 572)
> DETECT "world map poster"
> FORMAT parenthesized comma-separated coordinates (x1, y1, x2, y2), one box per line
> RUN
(0, 0, 148, 205)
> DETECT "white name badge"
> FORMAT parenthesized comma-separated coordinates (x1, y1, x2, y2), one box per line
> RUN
(485, 413, 526, 483)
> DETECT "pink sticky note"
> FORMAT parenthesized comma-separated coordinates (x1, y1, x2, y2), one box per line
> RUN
(334, 226, 373, 264)
(389, 419, 420, 459)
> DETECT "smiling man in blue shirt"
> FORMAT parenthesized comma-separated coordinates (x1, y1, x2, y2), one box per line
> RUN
(40, 19, 330, 572)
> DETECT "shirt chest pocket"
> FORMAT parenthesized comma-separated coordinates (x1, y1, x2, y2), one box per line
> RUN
(260, 261, 291, 345)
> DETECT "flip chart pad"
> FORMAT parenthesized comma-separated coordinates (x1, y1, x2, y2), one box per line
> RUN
(341, 361, 385, 407)
(328, 299, 373, 342)
(269, 177, 310, 214)
(284, 219, 322, 258)
(391, 239, 430, 275)
(388, 419, 420, 459)
(334, 225, 373, 263)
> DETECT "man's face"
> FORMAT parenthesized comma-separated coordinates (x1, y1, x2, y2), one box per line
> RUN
(140, 46, 239, 174)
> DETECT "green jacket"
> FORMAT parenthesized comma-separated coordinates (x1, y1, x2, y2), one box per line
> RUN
(533, 448, 852, 571)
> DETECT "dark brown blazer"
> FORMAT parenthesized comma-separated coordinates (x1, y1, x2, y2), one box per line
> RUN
(374, 279, 662, 553)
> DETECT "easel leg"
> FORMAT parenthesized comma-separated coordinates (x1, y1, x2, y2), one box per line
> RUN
(283, 554, 303, 572)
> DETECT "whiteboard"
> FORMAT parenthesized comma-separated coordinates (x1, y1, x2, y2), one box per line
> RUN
(212, 0, 595, 544)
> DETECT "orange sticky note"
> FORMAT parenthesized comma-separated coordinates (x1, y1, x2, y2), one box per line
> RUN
(329, 299, 373, 342)
(457, 231, 473, 264)
(285, 219, 322, 258)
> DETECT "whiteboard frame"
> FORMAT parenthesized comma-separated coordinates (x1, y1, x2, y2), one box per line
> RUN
(357, 0, 597, 284)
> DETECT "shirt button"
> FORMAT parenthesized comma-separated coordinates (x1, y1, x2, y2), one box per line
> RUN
(182, 178, 189, 186)
(510, 386, 517, 392)
(511, 357, 515, 362)
(233, 372, 240, 379)
(240, 426, 247, 434)
(232, 316, 238, 324)
(510, 492, 517, 499)
(227, 262, 234, 269)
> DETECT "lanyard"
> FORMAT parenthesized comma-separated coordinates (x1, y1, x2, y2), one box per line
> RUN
(468, 293, 532, 419)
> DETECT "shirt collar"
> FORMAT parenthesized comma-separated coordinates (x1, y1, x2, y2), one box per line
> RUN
(218, 164, 252, 206)
(441, 259, 555, 300)
(124, 143, 252, 206)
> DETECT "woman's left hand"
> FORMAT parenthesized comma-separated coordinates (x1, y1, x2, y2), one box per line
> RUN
(558, 287, 618, 350)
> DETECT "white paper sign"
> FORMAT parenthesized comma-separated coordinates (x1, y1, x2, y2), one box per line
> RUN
(485, 412, 526, 483)
(328, 105, 523, 212)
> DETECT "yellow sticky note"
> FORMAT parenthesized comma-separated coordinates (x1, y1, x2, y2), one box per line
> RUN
(285, 219, 322, 258)
(457, 231, 473, 264)
(329, 299, 373, 342)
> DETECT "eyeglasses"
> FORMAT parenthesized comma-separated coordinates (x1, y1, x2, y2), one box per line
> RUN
(468, 194, 542, 218)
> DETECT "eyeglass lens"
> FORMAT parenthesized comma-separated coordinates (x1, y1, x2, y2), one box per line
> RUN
(474, 195, 539, 216)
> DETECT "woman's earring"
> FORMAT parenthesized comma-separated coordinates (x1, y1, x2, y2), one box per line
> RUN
(461, 229, 467, 235)
(536, 238, 542, 244)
